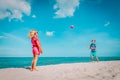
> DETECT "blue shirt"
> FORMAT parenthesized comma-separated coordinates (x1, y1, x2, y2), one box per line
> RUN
(90, 43, 96, 52)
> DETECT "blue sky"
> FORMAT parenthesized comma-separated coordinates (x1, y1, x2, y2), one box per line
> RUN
(0, 0, 120, 57)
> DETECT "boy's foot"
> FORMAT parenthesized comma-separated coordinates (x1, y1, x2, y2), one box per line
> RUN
(96, 61, 99, 62)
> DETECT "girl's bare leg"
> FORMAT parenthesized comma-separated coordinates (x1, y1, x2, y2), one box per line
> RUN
(31, 54, 35, 71)
(33, 54, 39, 71)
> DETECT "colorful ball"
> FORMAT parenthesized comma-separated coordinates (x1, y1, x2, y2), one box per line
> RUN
(70, 25, 74, 29)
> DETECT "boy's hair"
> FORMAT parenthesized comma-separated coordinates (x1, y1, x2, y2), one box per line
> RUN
(91, 39, 96, 42)
(28, 30, 38, 38)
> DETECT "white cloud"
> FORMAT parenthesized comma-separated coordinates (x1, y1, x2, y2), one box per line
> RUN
(32, 14, 36, 18)
(46, 31, 54, 36)
(53, 0, 80, 18)
(0, 0, 31, 21)
(104, 21, 110, 27)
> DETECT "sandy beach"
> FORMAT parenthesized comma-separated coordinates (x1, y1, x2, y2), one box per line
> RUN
(0, 61, 120, 80)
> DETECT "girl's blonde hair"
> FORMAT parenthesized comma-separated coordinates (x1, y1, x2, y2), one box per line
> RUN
(28, 30, 38, 38)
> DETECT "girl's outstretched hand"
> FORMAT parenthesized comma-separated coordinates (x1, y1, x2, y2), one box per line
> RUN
(39, 48, 43, 54)
(41, 50, 43, 54)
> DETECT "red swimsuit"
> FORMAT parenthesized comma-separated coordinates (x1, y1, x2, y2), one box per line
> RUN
(31, 37, 41, 55)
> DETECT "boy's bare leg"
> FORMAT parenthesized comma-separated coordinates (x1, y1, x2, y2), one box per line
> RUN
(96, 56, 99, 62)
(90, 55, 94, 62)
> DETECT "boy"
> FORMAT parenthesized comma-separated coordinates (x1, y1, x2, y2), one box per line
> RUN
(89, 40, 99, 62)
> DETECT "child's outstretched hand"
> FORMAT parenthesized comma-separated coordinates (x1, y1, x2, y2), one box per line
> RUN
(41, 50, 43, 54)
(39, 47, 43, 54)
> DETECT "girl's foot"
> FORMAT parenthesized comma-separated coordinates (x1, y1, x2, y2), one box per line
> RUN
(30, 69, 33, 71)
(30, 68, 38, 71)
(30, 67, 35, 71)
(30, 69, 37, 71)
(34, 68, 38, 71)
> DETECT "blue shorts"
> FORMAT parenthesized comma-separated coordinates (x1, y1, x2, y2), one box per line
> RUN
(90, 51, 97, 57)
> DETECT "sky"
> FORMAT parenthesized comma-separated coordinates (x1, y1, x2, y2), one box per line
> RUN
(0, 0, 120, 57)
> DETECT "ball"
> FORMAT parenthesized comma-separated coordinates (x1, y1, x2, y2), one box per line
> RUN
(70, 25, 74, 29)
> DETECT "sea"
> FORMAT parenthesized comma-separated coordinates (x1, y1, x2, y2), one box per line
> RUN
(0, 57, 120, 69)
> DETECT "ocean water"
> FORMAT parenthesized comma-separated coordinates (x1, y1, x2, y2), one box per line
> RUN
(0, 57, 120, 69)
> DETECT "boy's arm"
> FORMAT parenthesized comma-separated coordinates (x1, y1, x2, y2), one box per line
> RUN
(89, 44, 92, 49)
(89, 46, 91, 49)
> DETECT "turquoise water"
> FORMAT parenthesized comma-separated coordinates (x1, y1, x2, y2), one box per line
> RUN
(0, 57, 120, 69)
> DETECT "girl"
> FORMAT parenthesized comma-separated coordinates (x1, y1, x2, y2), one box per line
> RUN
(28, 30, 43, 71)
